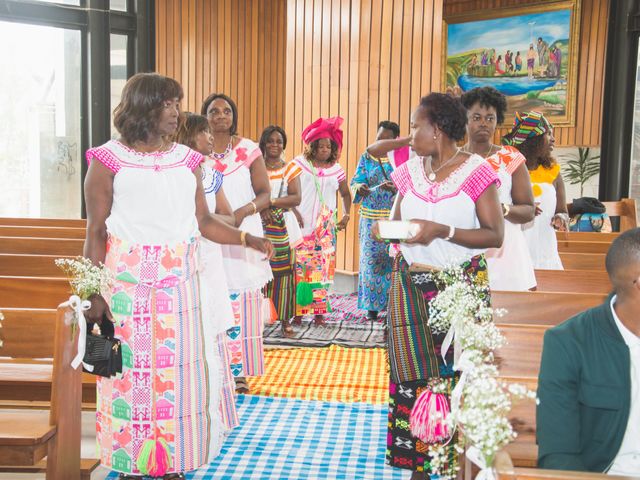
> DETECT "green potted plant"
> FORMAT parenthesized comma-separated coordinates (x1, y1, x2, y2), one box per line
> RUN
(561, 147, 600, 197)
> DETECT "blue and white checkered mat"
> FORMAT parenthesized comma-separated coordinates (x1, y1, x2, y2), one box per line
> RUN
(107, 394, 410, 479)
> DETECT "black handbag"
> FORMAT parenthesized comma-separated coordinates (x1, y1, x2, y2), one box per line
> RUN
(83, 315, 123, 378)
(571, 197, 606, 215)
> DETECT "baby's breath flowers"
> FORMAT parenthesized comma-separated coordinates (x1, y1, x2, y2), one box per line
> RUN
(55, 257, 113, 338)
(413, 265, 537, 479)
(55, 256, 113, 300)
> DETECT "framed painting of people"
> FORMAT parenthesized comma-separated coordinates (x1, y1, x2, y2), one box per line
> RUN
(443, 0, 581, 127)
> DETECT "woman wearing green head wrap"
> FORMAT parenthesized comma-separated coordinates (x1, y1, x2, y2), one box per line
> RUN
(503, 111, 568, 270)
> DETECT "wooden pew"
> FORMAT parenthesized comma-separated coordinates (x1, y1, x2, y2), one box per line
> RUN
(533, 269, 611, 295)
(556, 241, 610, 254)
(556, 231, 619, 243)
(0, 303, 98, 479)
(490, 291, 607, 469)
(0, 255, 70, 277)
(0, 277, 70, 309)
(494, 450, 640, 479)
(0, 308, 97, 408)
(492, 291, 606, 325)
(0, 218, 86, 228)
(0, 226, 86, 239)
(0, 237, 84, 256)
(559, 253, 605, 271)
(603, 199, 638, 231)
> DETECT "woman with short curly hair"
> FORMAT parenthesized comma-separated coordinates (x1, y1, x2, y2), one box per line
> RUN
(461, 86, 537, 290)
(374, 93, 504, 479)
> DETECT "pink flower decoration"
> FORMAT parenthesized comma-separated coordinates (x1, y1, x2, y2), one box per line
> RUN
(235, 148, 247, 163)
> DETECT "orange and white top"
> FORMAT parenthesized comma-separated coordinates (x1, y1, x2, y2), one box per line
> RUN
(267, 161, 303, 199)
(485, 145, 526, 205)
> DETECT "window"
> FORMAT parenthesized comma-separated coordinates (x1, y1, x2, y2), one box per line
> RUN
(110, 0, 128, 11)
(110, 34, 129, 138)
(0, 0, 152, 218)
(0, 21, 81, 218)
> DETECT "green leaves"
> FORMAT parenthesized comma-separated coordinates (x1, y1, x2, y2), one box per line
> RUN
(561, 147, 600, 197)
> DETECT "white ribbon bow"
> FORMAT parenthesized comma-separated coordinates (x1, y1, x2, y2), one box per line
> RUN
(441, 324, 455, 364)
(450, 349, 476, 413)
(65, 295, 94, 372)
(465, 446, 496, 480)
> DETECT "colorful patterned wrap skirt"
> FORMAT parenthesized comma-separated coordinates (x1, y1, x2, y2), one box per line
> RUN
(294, 229, 336, 316)
(357, 207, 393, 312)
(386, 253, 489, 474)
(262, 207, 296, 322)
(97, 235, 222, 475)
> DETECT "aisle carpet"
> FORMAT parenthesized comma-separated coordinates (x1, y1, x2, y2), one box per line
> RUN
(263, 293, 387, 348)
(248, 345, 389, 404)
(106, 395, 409, 480)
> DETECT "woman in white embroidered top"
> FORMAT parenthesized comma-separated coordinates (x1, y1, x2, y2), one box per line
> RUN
(83, 73, 271, 480)
(292, 116, 352, 325)
(373, 93, 503, 479)
(460, 86, 537, 291)
(201, 93, 273, 393)
(174, 112, 240, 433)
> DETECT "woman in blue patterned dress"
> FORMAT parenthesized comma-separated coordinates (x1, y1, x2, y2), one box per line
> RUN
(350, 121, 400, 320)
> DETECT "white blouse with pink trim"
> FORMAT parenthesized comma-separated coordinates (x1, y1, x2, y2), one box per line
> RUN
(391, 154, 499, 268)
(210, 137, 272, 292)
(85, 140, 203, 245)
(293, 156, 347, 238)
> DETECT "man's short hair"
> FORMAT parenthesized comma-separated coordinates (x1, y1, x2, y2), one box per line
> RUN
(605, 227, 640, 280)
(377, 121, 400, 138)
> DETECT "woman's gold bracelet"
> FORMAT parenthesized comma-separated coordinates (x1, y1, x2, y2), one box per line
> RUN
(249, 201, 257, 215)
(240, 231, 247, 247)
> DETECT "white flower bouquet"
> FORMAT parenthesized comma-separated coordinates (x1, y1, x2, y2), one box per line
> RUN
(55, 256, 112, 300)
(408, 264, 537, 480)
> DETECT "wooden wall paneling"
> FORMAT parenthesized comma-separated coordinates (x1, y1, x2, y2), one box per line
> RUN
(308, 0, 322, 122)
(285, 0, 297, 150)
(389, 1, 404, 124)
(367, 0, 382, 138)
(420, 0, 434, 111)
(253, 0, 261, 138)
(201, 0, 210, 106)
(573, 0, 590, 145)
(398, 0, 414, 132)
(329, 0, 341, 118)
(321, 0, 332, 119)
(236, 0, 245, 131)
(189, 0, 197, 113)
(181, 1, 189, 110)
(430, 0, 444, 92)
(350, 0, 372, 270)
(378, 0, 393, 128)
(410, 0, 425, 115)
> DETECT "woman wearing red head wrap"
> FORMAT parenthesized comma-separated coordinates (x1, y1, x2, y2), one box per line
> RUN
(292, 116, 352, 325)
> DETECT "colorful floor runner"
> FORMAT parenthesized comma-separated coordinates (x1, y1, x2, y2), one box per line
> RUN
(263, 293, 387, 348)
(107, 395, 409, 480)
(248, 345, 389, 404)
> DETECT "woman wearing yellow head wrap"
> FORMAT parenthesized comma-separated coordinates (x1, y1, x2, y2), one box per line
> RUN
(503, 111, 568, 270)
